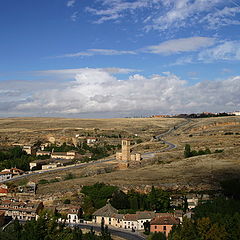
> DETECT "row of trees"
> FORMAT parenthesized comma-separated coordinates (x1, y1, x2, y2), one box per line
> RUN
(81, 183, 170, 219)
(184, 144, 212, 158)
(45, 142, 120, 161)
(169, 198, 240, 240)
(0, 146, 47, 171)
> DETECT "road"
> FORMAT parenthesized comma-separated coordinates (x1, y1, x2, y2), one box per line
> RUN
(69, 223, 146, 240)
(0, 119, 190, 184)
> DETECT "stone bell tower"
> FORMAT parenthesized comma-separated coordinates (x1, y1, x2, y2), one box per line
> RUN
(121, 139, 131, 161)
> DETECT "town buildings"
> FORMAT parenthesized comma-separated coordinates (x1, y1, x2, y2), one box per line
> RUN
(51, 150, 77, 160)
(150, 214, 180, 237)
(0, 184, 9, 196)
(0, 199, 43, 221)
(93, 203, 181, 233)
(0, 168, 24, 182)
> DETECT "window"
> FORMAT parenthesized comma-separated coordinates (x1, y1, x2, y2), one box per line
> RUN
(163, 226, 166, 230)
(155, 226, 157, 229)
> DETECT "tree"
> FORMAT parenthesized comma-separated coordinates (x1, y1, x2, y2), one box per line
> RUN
(143, 220, 150, 235)
(110, 190, 129, 209)
(184, 144, 191, 158)
(148, 232, 166, 240)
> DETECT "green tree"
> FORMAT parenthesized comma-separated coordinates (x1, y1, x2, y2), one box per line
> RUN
(184, 144, 191, 158)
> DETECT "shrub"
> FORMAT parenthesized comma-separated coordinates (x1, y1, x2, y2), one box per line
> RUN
(214, 149, 224, 153)
(38, 179, 49, 184)
(63, 199, 71, 204)
(49, 178, 60, 183)
(64, 172, 75, 180)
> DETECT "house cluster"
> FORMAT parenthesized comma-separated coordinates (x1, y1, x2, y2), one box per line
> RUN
(0, 168, 24, 182)
(170, 193, 211, 210)
(57, 206, 83, 224)
(92, 203, 181, 237)
(0, 198, 44, 223)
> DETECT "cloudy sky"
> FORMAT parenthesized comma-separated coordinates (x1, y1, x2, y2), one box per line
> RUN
(0, 0, 240, 117)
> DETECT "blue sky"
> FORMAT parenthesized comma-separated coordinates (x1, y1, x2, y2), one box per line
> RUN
(0, 0, 240, 117)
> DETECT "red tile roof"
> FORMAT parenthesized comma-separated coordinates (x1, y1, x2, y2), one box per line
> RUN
(150, 216, 180, 226)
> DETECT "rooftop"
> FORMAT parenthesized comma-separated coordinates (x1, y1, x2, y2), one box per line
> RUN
(93, 203, 118, 217)
(150, 216, 180, 226)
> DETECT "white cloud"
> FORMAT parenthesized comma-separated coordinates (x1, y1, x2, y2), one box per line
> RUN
(168, 56, 193, 66)
(85, 0, 240, 32)
(67, 0, 76, 7)
(86, 0, 154, 24)
(198, 41, 240, 62)
(200, 6, 240, 29)
(56, 49, 136, 58)
(54, 37, 213, 59)
(144, 37, 215, 55)
(35, 67, 139, 78)
(1, 68, 240, 117)
(70, 11, 79, 21)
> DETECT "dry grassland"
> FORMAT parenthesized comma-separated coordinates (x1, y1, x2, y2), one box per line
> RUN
(6, 116, 240, 195)
(0, 117, 183, 145)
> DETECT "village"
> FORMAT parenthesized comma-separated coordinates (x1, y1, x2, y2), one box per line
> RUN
(0, 136, 215, 238)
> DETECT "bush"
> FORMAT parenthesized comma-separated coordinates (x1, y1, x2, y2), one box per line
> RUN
(184, 144, 212, 158)
(38, 179, 49, 184)
(63, 199, 71, 204)
(64, 172, 75, 180)
(49, 178, 60, 183)
(136, 139, 143, 144)
(214, 149, 224, 153)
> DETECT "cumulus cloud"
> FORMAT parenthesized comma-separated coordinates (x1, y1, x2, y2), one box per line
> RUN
(1, 68, 240, 117)
(144, 37, 215, 55)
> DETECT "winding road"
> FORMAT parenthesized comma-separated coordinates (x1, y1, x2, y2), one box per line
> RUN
(0, 119, 190, 184)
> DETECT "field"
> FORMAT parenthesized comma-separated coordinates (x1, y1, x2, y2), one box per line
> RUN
(0, 117, 183, 146)
(3, 116, 240, 199)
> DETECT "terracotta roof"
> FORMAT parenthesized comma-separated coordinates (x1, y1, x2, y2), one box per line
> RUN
(0, 172, 12, 175)
(150, 216, 180, 226)
(124, 214, 138, 221)
(155, 213, 173, 218)
(0, 210, 5, 216)
(112, 213, 124, 219)
(93, 203, 118, 217)
(136, 211, 155, 219)
(51, 152, 67, 156)
(0, 188, 8, 194)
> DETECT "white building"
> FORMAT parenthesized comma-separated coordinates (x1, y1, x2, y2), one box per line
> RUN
(51, 150, 76, 160)
(123, 211, 155, 230)
(186, 194, 199, 210)
(58, 206, 82, 224)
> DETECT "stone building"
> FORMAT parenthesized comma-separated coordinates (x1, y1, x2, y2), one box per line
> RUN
(0, 199, 44, 221)
(51, 150, 76, 160)
(116, 139, 141, 169)
(150, 214, 180, 237)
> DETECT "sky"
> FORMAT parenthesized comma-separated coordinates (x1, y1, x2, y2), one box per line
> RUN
(0, 0, 240, 118)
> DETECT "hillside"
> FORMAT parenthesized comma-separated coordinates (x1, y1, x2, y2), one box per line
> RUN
(4, 116, 240, 199)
